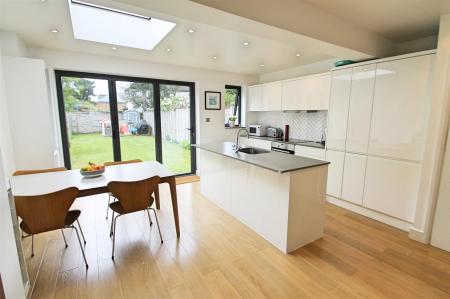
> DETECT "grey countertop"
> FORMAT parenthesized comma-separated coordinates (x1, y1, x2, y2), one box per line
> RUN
(249, 136, 326, 149)
(193, 142, 329, 174)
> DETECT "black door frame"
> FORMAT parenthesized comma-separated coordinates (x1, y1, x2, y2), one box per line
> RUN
(54, 70, 196, 175)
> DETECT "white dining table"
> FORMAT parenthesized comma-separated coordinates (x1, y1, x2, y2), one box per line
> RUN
(10, 161, 181, 237)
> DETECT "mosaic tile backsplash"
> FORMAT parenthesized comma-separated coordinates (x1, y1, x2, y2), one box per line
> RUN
(256, 111, 328, 142)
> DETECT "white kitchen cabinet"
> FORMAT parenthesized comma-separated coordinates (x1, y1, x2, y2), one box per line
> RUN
(325, 150, 345, 198)
(368, 55, 433, 161)
(248, 85, 262, 111)
(345, 64, 376, 154)
(282, 74, 330, 111)
(327, 68, 352, 151)
(363, 157, 421, 222)
(341, 153, 367, 205)
(262, 82, 282, 111)
(295, 145, 326, 160)
(282, 79, 308, 110)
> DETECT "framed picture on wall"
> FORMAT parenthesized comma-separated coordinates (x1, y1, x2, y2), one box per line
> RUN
(205, 91, 221, 110)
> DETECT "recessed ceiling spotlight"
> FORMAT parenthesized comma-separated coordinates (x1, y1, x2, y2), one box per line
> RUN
(166, 48, 172, 52)
(112, 47, 117, 50)
(243, 41, 250, 46)
(40, 0, 47, 2)
(50, 29, 59, 33)
(259, 64, 265, 67)
(188, 28, 195, 34)
(296, 52, 301, 57)
(212, 56, 217, 60)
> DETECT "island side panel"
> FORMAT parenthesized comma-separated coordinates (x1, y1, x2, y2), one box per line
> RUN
(199, 150, 291, 252)
(286, 165, 328, 253)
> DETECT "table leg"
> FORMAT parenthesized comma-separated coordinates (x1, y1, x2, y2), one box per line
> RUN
(167, 177, 180, 238)
(154, 185, 160, 210)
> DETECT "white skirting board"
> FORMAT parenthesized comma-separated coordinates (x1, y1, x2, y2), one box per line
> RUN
(326, 195, 413, 231)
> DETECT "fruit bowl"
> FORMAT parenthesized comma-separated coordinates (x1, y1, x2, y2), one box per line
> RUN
(80, 162, 105, 178)
(80, 168, 105, 178)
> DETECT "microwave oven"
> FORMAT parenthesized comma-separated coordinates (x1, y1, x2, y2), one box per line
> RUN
(248, 125, 268, 136)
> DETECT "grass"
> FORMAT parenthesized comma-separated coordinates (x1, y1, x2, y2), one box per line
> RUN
(69, 133, 191, 174)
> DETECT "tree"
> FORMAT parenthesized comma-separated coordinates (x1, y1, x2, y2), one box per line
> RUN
(123, 82, 154, 111)
(62, 77, 96, 112)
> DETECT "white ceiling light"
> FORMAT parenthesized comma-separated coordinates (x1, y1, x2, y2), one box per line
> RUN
(112, 46, 117, 50)
(188, 28, 195, 34)
(296, 52, 301, 57)
(243, 41, 250, 46)
(259, 64, 265, 67)
(212, 56, 217, 60)
(166, 48, 172, 52)
(68, 0, 176, 50)
(51, 29, 59, 33)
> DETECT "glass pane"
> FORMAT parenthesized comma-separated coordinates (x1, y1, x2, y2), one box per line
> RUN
(160, 84, 192, 174)
(225, 88, 239, 127)
(115, 81, 156, 162)
(61, 76, 113, 169)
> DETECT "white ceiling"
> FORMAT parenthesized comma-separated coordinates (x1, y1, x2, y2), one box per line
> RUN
(0, 0, 342, 75)
(302, 0, 446, 41)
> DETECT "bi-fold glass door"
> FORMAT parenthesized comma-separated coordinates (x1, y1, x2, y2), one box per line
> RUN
(55, 71, 196, 175)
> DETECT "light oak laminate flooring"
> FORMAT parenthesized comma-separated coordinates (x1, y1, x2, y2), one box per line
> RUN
(22, 182, 450, 299)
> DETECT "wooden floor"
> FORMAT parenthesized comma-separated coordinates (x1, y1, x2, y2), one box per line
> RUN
(22, 181, 450, 299)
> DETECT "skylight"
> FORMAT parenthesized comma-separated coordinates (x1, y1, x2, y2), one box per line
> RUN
(68, 0, 176, 50)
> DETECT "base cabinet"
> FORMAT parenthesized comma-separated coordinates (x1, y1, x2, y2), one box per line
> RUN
(341, 153, 367, 205)
(325, 150, 345, 198)
(363, 157, 421, 222)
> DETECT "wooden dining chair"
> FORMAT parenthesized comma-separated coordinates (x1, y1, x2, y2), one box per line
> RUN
(104, 159, 143, 220)
(13, 167, 68, 239)
(107, 176, 163, 260)
(14, 187, 89, 268)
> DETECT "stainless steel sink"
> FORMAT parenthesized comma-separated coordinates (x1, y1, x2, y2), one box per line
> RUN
(238, 147, 270, 154)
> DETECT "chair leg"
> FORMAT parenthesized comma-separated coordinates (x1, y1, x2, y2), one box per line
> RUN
(146, 209, 153, 226)
(61, 229, 68, 248)
(72, 226, 88, 269)
(31, 234, 34, 257)
(76, 219, 87, 244)
(110, 211, 115, 237)
(150, 208, 163, 244)
(106, 194, 111, 220)
(111, 215, 119, 260)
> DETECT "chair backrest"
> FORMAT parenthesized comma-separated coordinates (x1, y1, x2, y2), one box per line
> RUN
(14, 187, 79, 234)
(104, 159, 142, 166)
(107, 176, 160, 213)
(13, 167, 67, 176)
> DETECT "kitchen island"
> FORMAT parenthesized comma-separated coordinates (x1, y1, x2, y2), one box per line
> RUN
(194, 142, 329, 253)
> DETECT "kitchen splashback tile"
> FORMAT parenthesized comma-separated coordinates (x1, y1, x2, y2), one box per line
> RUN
(256, 111, 327, 141)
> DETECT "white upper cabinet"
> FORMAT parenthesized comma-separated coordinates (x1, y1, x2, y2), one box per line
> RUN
(281, 74, 330, 111)
(248, 85, 262, 111)
(327, 68, 352, 151)
(345, 64, 376, 154)
(262, 82, 282, 111)
(282, 79, 308, 110)
(368, 55, 433, 161)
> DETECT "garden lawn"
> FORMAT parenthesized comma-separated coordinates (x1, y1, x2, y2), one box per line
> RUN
(69, 133, 191, 174)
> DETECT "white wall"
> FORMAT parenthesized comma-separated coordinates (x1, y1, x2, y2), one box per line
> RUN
(0, 43, 26, 299)
(411, 13, 450, 246)
(0, 31, 28, 58)
(258, 59, 336, 83)
(0, 41, 15, 181)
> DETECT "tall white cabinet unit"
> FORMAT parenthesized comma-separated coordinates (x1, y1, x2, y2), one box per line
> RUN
(325, 51, 435, 229)
(326, 69, 352, 150)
